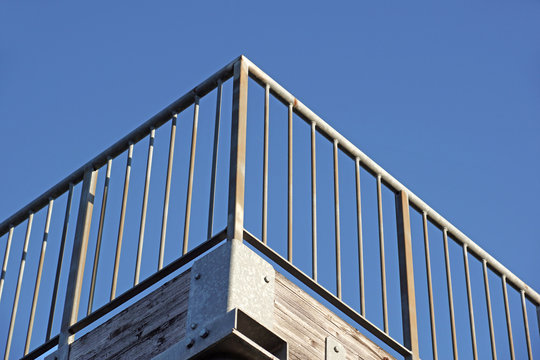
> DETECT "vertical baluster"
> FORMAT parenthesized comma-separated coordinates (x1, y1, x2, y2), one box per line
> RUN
(227, 57, 248, 241)
(208, 80, 223, 240)
(4, 213, 33, 360)
(502, 275, 516, 360)
(355, 158, 365, 316)
(47, 183, 73, 340)
(443, 228, 458, 359)
(0, 226, 14, 302)
(520, 290, 533, 359)
(287, 103, 293, 262)
(111, 143, 133, 301)
(395, 191, 419, 360)
(463, 244, 478, 360)
(262, 84, 270, 245)
(422, 211, 438, 360)
(57, 169, 98, 360)
(88, 159, 111, 315)
(159, 115, 177, 270)
(183, 97, 200, 255)
(333, 140, 342, 299)
(134, 129, 155, 286)
(25, 200, 54, 354)
(311, 122, 317, 281)
(376, 174, 388, 333)
(482, 259, 497, 360)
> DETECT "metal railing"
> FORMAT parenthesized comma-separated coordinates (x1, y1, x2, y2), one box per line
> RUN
(0, 55, 538, 360)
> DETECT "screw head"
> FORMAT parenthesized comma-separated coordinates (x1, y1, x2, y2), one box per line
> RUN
(334, 345, 340, 353)
(199, 328, 209, 338)
(190, 323, 197, 330)
(186, 338, 195, 348)
(194, 273, 201, 280)
(264, 275, 270, 283)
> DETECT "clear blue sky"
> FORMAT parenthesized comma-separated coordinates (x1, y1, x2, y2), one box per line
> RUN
(0, 1, 539, 359)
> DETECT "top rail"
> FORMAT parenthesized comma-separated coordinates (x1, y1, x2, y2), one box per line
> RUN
(244, 57, 540, 305)
(0, 56, 239, 238)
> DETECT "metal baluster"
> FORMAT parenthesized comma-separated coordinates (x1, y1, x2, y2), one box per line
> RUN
(463, 244, 478, 360)
(287, 103, 293, 262)
(208, 80, 223, 240)
(4, 213, 33, 360)
(333, 140, 342, 299)
(134, 129, 155, 286)
(355, 158, 365, 316)
(482, 259, 497, 360)
(502, 275, 516, 360)
(183, 97, 200, 255)
(159, 115, 177, 270)
(111, 143, 134, 300)
(376, 174, 388, 333)
(0, 226, 14, 302)
(443, 228, 458, 359)
(24, 199, 54, 354)
(311, 122, 317, 281)
(262, 84, 270, 245)
(422, 211, 438, 360)
(47, 183, 73, 340)
(520, 290, 533, 359)
(88, 159, 111, 315)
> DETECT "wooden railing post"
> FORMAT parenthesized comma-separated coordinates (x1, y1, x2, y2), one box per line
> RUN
(395, 190, 420, 360)
(227, 56, 249, 241)
(57, 168, 98, 360)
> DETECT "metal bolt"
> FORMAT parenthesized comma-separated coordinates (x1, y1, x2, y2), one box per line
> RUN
(264, 275, 270, 283)
(194, 273, 201, 280)
(334, 346, 340, 353)
(190, 323, 197, 330)
(199, 328, 209, 338)
(186, 338, 195, 348)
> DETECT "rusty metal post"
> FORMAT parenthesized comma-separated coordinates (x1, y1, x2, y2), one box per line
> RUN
(57, 168, 98, 360)
(395, 190, 419, 360)
(227, 56, 248, 241)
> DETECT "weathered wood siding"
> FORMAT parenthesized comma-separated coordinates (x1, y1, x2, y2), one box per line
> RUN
(69, 269, 393, 360)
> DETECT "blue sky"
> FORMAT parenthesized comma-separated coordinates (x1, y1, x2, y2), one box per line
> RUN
(0, 1, 539, 359)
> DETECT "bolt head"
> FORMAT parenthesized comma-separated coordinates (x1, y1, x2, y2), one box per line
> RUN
(190, 323, 197, 330)
(199, 328, 209, 338)
(186, 338, 195, 348)
(334, 345, 340, 353)
(194, 273, 201, 280)
(264, 275, 270, 283)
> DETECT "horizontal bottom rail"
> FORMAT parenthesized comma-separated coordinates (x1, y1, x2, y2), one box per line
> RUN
(20, 335, 59, 360)
(243, 229, 412, 358)
(70, 229, 226, 334)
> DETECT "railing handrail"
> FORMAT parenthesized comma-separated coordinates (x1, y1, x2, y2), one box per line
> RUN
(0, 55, 239, 239)
(245, 57, 540, 306)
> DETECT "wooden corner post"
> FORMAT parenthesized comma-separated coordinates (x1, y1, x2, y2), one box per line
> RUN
(395, 190, 420, 360)
(57, 168, 98, 360)
(227, 56, 249, 241)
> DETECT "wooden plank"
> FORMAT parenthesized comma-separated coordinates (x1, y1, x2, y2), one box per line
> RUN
(69, 270, 190, 360)
(274, 272, 394, 360)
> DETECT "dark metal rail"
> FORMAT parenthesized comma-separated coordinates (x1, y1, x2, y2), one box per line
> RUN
(0, 55, 538, 360)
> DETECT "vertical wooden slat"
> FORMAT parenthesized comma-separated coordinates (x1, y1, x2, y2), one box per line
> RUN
(463, 244, 478, 360)
(262, 84, 269, 245)
(311, 122, 317, 281)
(208, 80, 223, 240)
(159, 115, 177, 270)
(111, 143, 133, 301)
(395, 190, 419, 360)
(183, 98, 200, 255)
(4, 213, 33, 360)
(25, 199, 54, 355)
(227, 57, 249, 241)
(135, 129, 155, 285)
(355, 158, 365, 316)
(502, 275, 516, 360)
(333, 139, 341, 299)
(443, 228, 458, 359)
(422, 211, 438, 360)
(0, 226, 14, 302)
(482, 259, 497, 360)
(47, 183, 74, 341)
(520, 290, 533, 360)
(57, 168, 98, 360)
(287, 103, 293, 262)
(376, 174, 388, 333)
